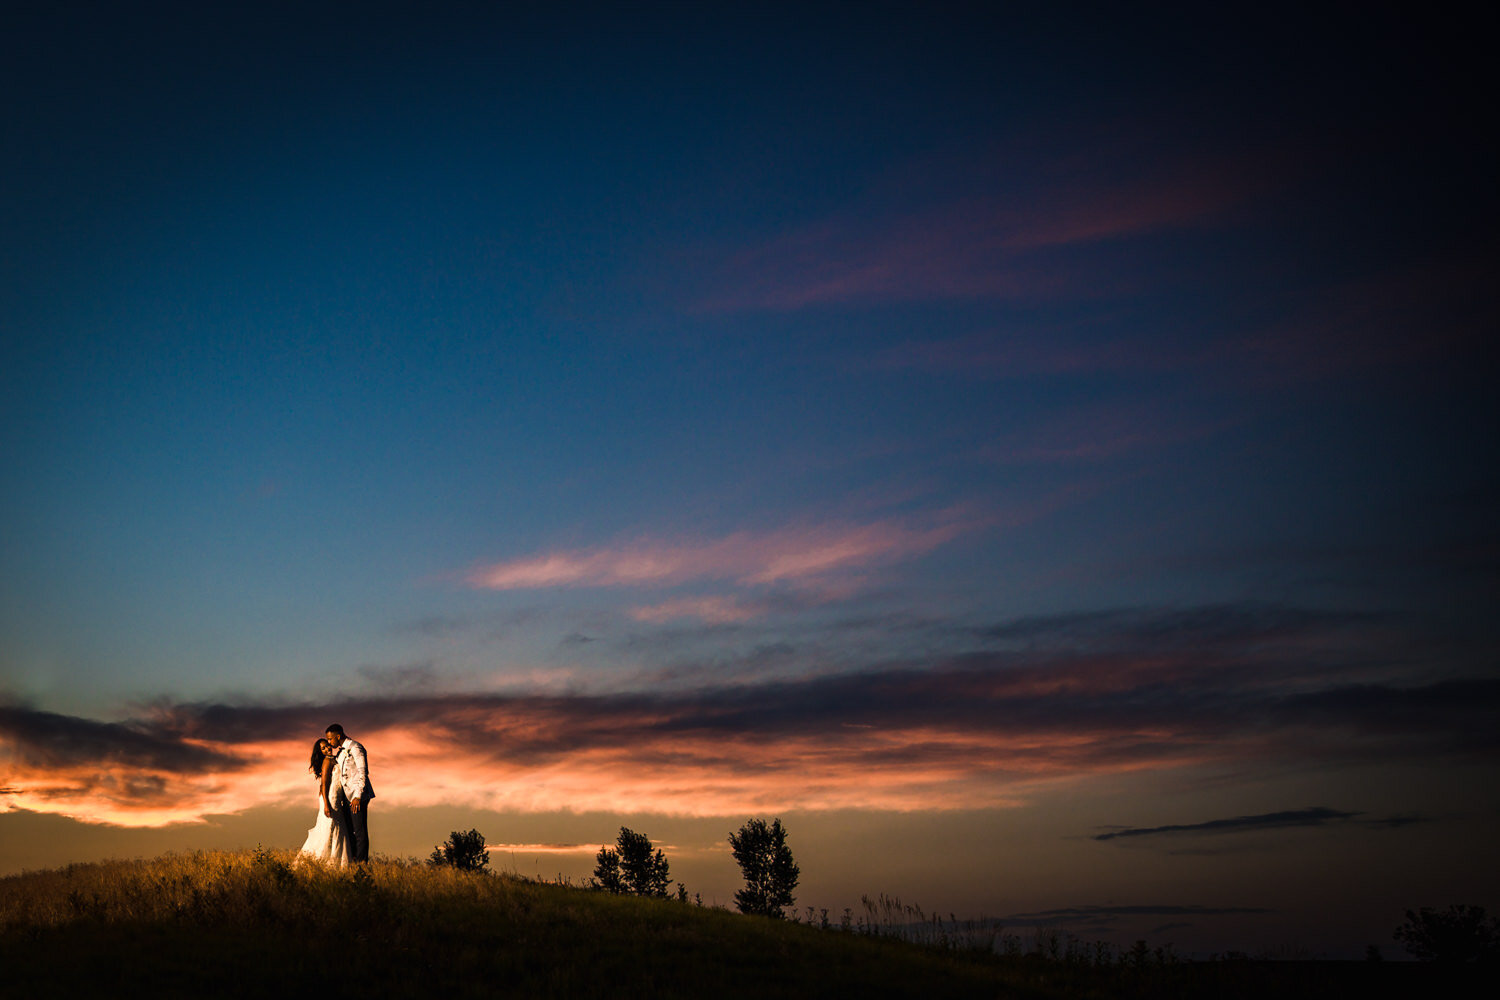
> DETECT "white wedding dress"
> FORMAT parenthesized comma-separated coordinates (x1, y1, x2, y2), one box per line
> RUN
(297, 777, 349, 866)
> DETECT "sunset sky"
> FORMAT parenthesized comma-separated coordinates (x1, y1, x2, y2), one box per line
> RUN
(2, 3, 1495, 957)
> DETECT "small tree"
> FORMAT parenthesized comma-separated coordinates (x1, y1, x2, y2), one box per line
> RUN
(1394, 905, 1497, 963)
(592, 843, 625, 893)
(428, 828, 490, 872)
(729, 817, 799, 918)
(592, 826, 670, 897)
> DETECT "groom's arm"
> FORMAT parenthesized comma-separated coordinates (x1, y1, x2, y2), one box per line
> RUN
(347, 742, 369, 808)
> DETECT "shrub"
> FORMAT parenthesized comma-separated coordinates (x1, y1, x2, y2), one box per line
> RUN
(592, 827, 670, 897)
(1394, 904, 1497, 963)
(428, 829, 490, 872)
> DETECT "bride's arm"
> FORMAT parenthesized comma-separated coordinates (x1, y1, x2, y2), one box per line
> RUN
(320, 757, 335, 816)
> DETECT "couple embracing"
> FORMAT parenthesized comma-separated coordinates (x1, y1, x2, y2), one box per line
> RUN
(298, 723, 375, 866)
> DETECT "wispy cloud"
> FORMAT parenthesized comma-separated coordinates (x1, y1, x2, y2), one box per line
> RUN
(1361, 812, 1429, 830)
(1093, 807, 1361, 841)
(867, 256, 1496, 393)
(466, 512, 977, 591)
(1002, 904, 1271, 929)
(1229, 259, 1495, 383)
(487, 843, 604, 855)
(975, 400, 1231, 465)
(871, 328, 1189, 378)
(688, 146, 1279, 313)
(980, 602, 1382, 650)
(629, 595, 764, 624)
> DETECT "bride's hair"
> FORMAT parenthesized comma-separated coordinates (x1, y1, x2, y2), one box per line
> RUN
(309, 738, 330, 776)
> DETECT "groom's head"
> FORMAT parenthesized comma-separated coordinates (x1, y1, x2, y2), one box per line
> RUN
(325, 724, 346, 748)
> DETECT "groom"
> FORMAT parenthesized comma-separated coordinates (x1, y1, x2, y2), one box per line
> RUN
(325, 723, 375, 862)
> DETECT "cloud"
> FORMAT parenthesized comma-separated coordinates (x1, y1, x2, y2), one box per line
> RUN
(1228, 258, 1496, 383)
(686, 144, 1281, 313)
(1362, 813, 1428, 830)
(981, 602, 1381, 650)
(0, 704, 263, 826)
(0, 705, 242, 774)
(3, 657, 1495, 828)
(1001, 904, 1271, 929)
(4, 600, 1492, 828)
(629, 595, 764, 624)
(466, 512, 977, 591)
(866, 256, 1496, 395)
(1093, 807, 1361, 841)
(871, 328, 1166, 379)
(487, 843, 604, 855)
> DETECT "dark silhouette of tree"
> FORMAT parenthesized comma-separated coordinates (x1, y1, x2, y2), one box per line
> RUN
(592, 844, 624, 893)
(592, 826, 670, 897)
(729, 817, 799, 918)
(1394, 905, 1498, 962)
(428, 828, 490, 872)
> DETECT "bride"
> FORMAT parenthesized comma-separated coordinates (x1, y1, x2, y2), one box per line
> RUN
(297, 737, 349, 865)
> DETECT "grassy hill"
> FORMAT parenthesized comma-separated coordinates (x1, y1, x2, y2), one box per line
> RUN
(0, 849, 1471, 998)
(0, 848, 1032, 998)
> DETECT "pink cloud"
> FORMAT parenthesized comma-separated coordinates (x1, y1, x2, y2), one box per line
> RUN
(629, 596, 762, 624)
(689, 148, 1281, 313)
(467, 513, 976, 591)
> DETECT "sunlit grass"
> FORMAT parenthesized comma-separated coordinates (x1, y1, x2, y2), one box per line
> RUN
(1, 847, 526, 930)
(0, 849, 1025, 998)
(2, 850, 1468, 998)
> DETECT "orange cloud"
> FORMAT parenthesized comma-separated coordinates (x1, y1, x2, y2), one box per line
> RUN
(487, 843, 605, 854)
(5, 604, 1485, 829)
(0, 682, 1220, 828)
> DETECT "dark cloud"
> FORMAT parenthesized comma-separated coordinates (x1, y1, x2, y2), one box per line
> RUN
(1002, 904, 1270, 929)
(0, 706, 243, 773)
(980, 602, 1380, 648)
(8, 668, 1496, 782)
(1098, 803, 1368, 845)
(1362, 813, 1429, 830)
(6, 600, 1496, 796)
(1274, 679, 1500, 750)
(1094, 807, 1360, 841)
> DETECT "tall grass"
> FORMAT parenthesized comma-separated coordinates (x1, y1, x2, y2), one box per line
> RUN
(2, 847, 521, 932)
(2, 851, 1472, 998)
(0, 849, 1023, 999)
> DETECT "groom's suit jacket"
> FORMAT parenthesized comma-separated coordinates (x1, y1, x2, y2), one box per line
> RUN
(336, 739, 375, 804)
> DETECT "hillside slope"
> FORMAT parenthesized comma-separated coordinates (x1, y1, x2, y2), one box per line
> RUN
(0, 849, 1027, 998)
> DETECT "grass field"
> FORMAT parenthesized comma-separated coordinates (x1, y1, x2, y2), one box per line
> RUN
(0, 849, 1477, 998)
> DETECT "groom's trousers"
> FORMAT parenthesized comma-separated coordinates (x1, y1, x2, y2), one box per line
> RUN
(338, 791, 371, 862)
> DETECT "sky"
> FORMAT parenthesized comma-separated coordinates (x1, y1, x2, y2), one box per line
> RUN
(2, 2, 1496, 958)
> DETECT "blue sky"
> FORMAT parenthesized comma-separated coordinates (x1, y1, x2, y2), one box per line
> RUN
(2, 2, 1495, 956)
